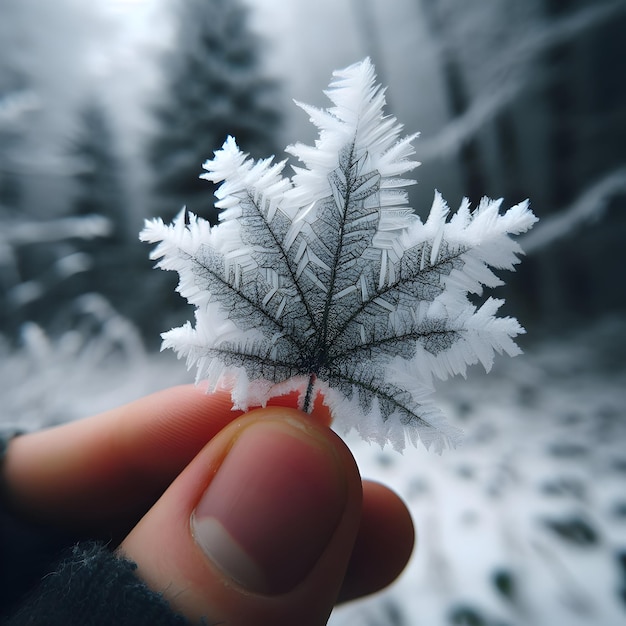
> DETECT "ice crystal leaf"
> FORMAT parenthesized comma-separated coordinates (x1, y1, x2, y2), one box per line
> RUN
(140, 59, 537, 451)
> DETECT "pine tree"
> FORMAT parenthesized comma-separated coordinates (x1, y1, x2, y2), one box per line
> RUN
(65, 98, 136, 318)
(71, 100, 127, 234)
(0, 72, 30, 216)
(149, 0, 283, 224)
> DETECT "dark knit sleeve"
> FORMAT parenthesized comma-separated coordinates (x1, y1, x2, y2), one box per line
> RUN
(3, 542, 193, 626)
(1, 432, 193, 626)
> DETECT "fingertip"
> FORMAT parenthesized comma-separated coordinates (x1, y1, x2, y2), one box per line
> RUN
(339, 481, 414, 603)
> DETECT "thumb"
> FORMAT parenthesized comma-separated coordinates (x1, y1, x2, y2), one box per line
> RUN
(119, 406, 362, 626)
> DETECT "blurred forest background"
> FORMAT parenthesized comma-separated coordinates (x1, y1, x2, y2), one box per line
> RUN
(1, 0, 625, 625)
(2, 0, 625, 346)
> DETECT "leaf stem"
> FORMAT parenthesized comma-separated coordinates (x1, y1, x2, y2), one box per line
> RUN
(302, 373, 317, 413)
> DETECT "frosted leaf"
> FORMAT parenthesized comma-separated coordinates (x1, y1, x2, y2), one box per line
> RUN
(140, 58, 537, 452)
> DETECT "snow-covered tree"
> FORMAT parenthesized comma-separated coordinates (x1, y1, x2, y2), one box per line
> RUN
(64, 99, 138, 316)
(0, 0, 126, 335)
(0, 75, 32, 216)
(403, 0, 626, 327)
(70, 100, 127, 232)
(148, 0, 284, 224)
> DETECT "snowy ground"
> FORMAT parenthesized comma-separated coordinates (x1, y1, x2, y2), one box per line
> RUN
(2, 308, 625, 626)
(333, 318, 626, 626)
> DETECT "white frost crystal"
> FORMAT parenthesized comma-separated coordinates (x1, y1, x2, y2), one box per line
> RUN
(141, 59, 537, 451)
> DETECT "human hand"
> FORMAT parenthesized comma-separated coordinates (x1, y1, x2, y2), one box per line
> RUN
(2, 385, 414, 625)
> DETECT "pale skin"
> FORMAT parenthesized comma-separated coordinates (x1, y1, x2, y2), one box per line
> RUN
(1, 384, 414, 626)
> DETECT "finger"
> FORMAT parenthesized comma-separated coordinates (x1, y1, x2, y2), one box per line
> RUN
(1, 385, 331, 534)
(119, 406, 364, 626)
(338, 481, 414, 603)
(1, 385, 243, 531)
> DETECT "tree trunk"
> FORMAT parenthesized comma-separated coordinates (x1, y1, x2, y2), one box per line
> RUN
(419, 0, 488, 202)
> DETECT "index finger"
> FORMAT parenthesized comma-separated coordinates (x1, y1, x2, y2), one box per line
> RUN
(1, 385, 242, 533)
